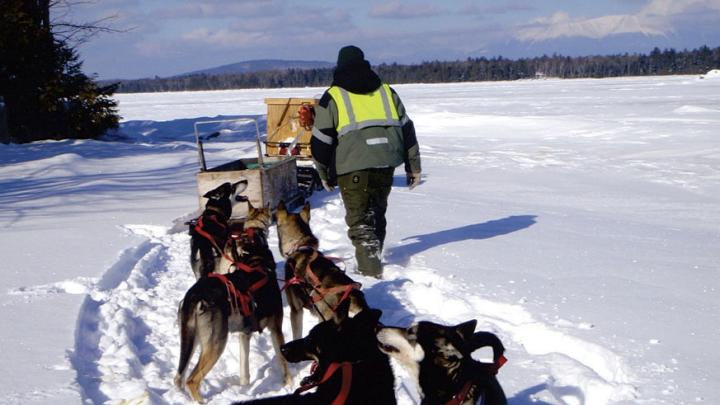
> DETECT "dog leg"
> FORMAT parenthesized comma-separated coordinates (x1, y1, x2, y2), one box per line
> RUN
(289, 301, 304, 341)
(239, 332, 251, 386)
(269, 317, 292, 386)
(186, 307, 228, 403)
(284, 283, 306, 340)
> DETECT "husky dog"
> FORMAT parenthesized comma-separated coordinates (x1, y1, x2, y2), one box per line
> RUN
(377, 320, 507, 405)
(234, 308, 396, 405)
(275, 200, 368, 340)
(189, 180, 248, 279)
(215, 202, 274, 275)
(175, 204, 291, 402)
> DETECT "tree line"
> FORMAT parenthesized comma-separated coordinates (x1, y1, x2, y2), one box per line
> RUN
(112, 46, 720, 93)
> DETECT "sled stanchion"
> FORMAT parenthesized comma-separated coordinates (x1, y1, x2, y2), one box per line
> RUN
(254, 119, 264, 167)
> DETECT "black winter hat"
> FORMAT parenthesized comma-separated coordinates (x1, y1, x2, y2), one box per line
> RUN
(336, 45, 366, 69)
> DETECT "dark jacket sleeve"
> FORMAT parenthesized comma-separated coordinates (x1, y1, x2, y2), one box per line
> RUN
(391, 88, 421, 174)
(311, 91, 339, 184)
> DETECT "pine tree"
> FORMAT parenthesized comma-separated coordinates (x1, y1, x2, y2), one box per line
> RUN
(0, 0, 119, 143)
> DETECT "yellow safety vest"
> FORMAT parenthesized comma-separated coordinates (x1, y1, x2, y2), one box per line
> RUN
(327, 84, 401, 137)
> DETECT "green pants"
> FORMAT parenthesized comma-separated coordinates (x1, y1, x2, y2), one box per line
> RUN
(337, 168, 394, 277)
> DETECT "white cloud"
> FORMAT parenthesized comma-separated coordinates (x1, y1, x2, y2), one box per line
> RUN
(180, 28, 271, 48)
(640, 0, 720, 17)
(369, 1, 440, 19)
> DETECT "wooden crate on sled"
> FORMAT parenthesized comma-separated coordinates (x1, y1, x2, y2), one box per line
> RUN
(264, 97, 322, 194)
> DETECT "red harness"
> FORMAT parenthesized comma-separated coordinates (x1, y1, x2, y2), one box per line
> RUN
(207, 272, 254, 317)
(193, 214, 227, 252)
(445, 355, 508, 405)
(284, 248, 360, 313)
(294, 362, 353, 405)
(206, 227, 270, 317)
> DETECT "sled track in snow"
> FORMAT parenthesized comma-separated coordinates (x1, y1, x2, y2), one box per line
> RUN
(69, 199, 638, 404)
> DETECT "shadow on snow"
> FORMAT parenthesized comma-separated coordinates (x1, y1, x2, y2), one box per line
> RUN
(386, 215, 538, 266)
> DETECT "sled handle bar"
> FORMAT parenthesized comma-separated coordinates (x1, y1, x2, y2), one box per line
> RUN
(193, 118, 263, 172)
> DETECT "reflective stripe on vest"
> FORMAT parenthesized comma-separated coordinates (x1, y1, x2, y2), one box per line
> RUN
(328, 84, 401, 138)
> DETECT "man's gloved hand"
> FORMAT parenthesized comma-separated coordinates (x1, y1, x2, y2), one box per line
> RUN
(406, 172, 421, 190)
(321, 179, 335, 192)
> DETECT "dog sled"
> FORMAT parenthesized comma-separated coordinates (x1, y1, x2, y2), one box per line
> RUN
(194, 97, 322, 219)
(194, 117, 305, 220)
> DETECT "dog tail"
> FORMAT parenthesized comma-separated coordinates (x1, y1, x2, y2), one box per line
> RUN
(470, 331, 505, 364)
(175, 298, 199, 388)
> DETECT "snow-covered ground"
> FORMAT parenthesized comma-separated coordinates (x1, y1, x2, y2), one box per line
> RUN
(1, 75, 719, 405)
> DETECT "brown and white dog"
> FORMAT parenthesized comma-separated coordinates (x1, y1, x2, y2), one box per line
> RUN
(275, 200, 368, 340)
(175, 204, 291, 402)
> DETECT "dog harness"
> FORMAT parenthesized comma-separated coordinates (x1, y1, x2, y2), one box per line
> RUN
(294, 361, 353, 405)
(207, 273, 254, 317)
(193, 214, 227, 253)
(207, 227, 271, 318)
(284, 248, 361, 314)
(445, 355, 508, 405)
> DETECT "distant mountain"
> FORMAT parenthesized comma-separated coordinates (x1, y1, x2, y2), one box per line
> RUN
(485, 33, 688, 60)
(179, 59, 334, 77)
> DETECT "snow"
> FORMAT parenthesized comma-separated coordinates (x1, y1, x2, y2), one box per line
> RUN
(700, 69, 720, 79)
(1, 75, 719, 404)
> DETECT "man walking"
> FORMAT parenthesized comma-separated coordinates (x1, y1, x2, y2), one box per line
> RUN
(311, 45, 421, 278)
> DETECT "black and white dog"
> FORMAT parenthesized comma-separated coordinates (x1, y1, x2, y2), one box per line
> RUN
(189, 180, 247, 278)
(377, 319, 507, 405)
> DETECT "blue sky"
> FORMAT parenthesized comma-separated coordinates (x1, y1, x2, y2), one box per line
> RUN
(62, 0, 720, 79)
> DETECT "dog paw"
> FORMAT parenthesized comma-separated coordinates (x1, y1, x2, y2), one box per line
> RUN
(173, 374, 184, 389)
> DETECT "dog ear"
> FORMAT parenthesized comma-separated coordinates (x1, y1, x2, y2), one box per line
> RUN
(358, 308, 382, 325)
(368, 308, 382, 323)
(454, 319, 478, 342)
(331, 299, 351, 326)
(203, 182, 231, 199)
(276, 200, 287, 218)
(300, 201, 311, 223)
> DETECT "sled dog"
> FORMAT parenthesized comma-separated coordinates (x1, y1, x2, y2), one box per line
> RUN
(233, 308, 396, 405)
(215, 202, 274, 275)
(377, 319, 507, 405)
(189, 180, 248, 279)
(275, 200, 368, 340)
(175, 204, 291, 402)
